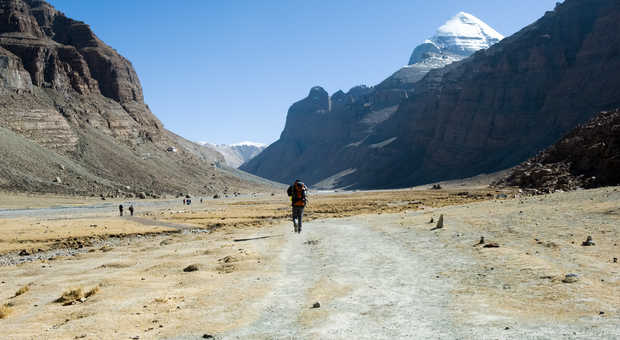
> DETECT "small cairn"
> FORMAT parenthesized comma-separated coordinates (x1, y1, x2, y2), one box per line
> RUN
(430, 214, 444, 231)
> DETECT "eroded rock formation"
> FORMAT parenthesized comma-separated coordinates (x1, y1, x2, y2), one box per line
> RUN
(0, 0, 267, 196)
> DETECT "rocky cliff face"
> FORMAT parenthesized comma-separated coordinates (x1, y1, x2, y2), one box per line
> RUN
(494, 108, 620, 192)
(241, 13, 503, 186)
(0, 0, 268, 196)
(244, 0, 620, 189)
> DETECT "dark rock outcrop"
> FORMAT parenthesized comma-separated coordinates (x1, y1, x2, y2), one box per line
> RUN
(0, 0, 271, 196)
(244, 0, 620, 189)
(495, 108, 620, 192)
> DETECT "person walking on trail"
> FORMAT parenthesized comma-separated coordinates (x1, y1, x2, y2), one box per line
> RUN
(287, 179, 308, 233)
(119, 204, 124, 217)
(128, 204, 134, 216)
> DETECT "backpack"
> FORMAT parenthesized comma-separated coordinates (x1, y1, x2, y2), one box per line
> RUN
(290, 182, 306, 206)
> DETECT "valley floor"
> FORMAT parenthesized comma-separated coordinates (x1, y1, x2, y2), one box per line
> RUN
(0, 187, 618, 339)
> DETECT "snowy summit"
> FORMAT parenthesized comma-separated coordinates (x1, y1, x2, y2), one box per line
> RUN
(198, 141, 267, 168)
(414, 11, 504, 63)
(384, 12, 503, 87)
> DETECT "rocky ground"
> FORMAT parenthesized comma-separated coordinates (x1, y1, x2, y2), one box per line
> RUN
(496, 108, 620, 193)
(0, 185, 618, 339)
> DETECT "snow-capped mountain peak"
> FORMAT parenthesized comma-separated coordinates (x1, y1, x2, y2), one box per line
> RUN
(197, 141, 267, 168)
(231, 141, 267, 148)
(409, 12, 503, 65)
(382, 12, 503, 87)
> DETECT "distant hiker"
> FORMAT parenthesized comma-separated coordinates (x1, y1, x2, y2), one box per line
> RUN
(128, 204, 134, 216)
(287, 179, 308, 233)
(183, 199, 186, 205)
(119, 204, 124, 217)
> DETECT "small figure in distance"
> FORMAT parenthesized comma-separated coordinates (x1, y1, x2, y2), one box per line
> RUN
(128, 204, 134, 216)
(287, 179, 308, 233)
(119, 204, 124, 217)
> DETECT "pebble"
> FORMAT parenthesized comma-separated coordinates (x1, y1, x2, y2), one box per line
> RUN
(312, 302, 321, 309)
(562, 273, 579, 283)
(581, 236, 595, 246)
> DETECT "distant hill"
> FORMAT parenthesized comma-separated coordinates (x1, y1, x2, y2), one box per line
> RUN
(199, 142, 266, 168)
(0, 0, 271, 197)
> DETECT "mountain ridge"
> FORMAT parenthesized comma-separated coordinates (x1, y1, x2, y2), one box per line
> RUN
(241, 12, 505, 186)
(243, 0, 620, 189)
(199, 142, 267, 168)
(0, 0, 271, 196)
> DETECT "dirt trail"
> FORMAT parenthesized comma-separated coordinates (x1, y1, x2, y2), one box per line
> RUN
(217, 216, 459, 339)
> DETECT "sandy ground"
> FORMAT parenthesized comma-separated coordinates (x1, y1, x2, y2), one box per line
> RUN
(0, 186, 618, 339)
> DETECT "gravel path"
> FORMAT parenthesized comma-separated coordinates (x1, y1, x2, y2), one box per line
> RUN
(222, 216, 461, 339)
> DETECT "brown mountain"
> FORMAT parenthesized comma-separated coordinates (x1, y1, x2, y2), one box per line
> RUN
(0, 0, 271, 196)
(242, 0, 620, 189)
(494, 108, 620, 192)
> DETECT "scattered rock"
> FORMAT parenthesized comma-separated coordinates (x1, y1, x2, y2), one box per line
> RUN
(496, 193, 508, 199)
(137, 192, 147, 199)
(476, 236, 485, 245)
(202, 334, 214, 339)
(431, 184, 442, 190)
(218, 256, 237, 263)
(53, 177, 62, 184)
(430, 214, 444, 230)
(213, 194, 220, 199)
(183, 264, 199, 272)
(494, 109, 620, 192)
(562, 273, 579, 283)
(312, 302, 321, 309)
(429, 217, 434, 224)
(613, 257, 617, 263)
(18, 249, 30, 256)
(304, 240, 319, 246)
(581, 236, 595, 246)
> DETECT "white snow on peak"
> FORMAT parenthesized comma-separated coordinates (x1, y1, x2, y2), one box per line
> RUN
(387, 12, 503, 87)
(433, 12, 504, 54)
(231, 141, 267, 147)
(196, 141, 267, 168)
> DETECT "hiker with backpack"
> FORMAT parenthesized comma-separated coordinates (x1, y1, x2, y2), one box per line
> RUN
(287, 179, 308, 233)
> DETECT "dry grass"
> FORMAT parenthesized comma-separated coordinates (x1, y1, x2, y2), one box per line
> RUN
(55, 286, 100, 306)
(55, 288, 84, 305)
(85, 286, 99, 299)
(0, 304, 12, 319)
(13, 285, 30, 298)
(164, 188, 507, 232)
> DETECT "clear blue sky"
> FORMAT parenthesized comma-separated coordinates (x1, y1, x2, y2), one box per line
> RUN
(48, 0, 559, 145)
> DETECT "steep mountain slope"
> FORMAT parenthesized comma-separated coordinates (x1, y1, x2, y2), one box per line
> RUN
(200, 142, 266, 168)
(244, 0, 620, 189)
(242, 12, 503, 186)
(494, 108, 620, 192)
(0, 0, 268, 196)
